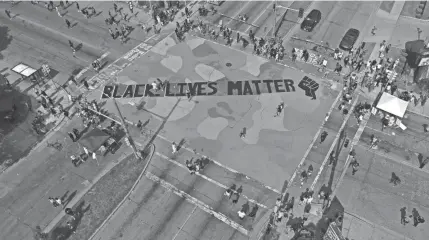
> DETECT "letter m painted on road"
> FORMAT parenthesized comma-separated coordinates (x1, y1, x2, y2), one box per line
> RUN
(298, 76, 319, 100)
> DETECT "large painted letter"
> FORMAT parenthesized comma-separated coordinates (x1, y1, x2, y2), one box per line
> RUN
(228, 81, 243, 95)
(284, 79, 296, 92)
(134, 84, 145, 98)
(101, 85, 114, 99)
(122, 85, 135, 98)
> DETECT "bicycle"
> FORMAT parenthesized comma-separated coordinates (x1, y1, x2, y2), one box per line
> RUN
(47, 141, 63, 151)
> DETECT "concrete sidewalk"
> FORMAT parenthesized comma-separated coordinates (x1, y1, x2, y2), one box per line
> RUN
(342, 211, 411, 240)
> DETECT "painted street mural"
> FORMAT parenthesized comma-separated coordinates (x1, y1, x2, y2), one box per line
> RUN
(88, 34, 337, 189)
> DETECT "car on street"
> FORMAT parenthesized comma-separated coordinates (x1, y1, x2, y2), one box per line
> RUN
(339, 28, 360, 51)
(300, 9, 321, 32)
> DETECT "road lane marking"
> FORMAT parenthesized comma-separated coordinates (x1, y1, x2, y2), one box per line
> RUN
(310, 97, 359, 190)
(155, 134, 281, 194)
(172, 205, 197, 240)
(226, 2, 251, 25)
(75, 51, 111, 79)
(145, 172, 250, 236)
(155, 152, 269, 209)
(365, 126, 394, 136)
(245, 1, 274, 33)
(356, 143, 429, 175)
(283, 88, 343, 197)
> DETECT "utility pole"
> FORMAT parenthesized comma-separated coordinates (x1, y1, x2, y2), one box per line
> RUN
(80, 98, 142, 159)
(112, 99, 142, 159)
(272, 1, 277, 37)
(326, 112, 370, 209)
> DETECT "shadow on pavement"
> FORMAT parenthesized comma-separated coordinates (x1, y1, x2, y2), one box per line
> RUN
(0, 25, 13, 59)
(49, 201, 91, 240)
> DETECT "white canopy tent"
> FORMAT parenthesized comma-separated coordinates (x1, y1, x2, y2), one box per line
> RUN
(376, 92, 409, 118)
(11, 63, 38, 77)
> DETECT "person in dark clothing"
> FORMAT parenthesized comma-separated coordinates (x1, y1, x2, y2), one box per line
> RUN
(419, 156, 429, 169)
(65, 208, 76, 220)
(68, 132, 76, 142)
(72, 128, 80, 139)
(320, 131, 328, 143)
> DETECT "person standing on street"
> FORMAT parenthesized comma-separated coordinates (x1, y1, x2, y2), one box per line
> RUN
(419, 156, 429, 169)
(320, 131, 328, 143)
(68, 132, 76, 142)
(5, 9, 11, 19)
(109, 28, 115, 39)
(65, 208, 76, 220)
(172, 142, 177, 154)
(350, 159, 359, 175)
(128, 1, 134, 14)
(65, 19, 71, 28)
(390, 172, 401, 186)
(412, 208, 425, 227)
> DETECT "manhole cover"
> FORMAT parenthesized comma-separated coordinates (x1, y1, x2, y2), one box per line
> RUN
(226, 62, 232, 67)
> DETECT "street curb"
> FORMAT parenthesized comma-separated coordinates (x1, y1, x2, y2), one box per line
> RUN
(343, 211, 412, 240)
(43, 148, 136, 233)
(88, 144, 155, 240)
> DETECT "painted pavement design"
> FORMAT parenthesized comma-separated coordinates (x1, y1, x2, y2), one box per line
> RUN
(86, 34, 338, 190)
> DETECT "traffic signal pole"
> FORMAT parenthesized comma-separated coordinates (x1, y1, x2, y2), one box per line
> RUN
(112, 99, 142, 159)
(272, 2, 276, 37)
(78, 98, 142, 160)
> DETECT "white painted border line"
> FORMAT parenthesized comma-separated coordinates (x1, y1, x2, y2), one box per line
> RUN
(155, 152, 268, 209)
(310, 97, 359, 190)
(155, 134, 281, 195)
(286, 89, 343, 194)
(145, 172, 250, 236)
(245, 0, 274, 33)
(355, 143, 429, 175)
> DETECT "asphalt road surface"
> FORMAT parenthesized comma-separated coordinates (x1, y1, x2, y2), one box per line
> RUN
(203, 1, 277, 38)
(0, 1, 151, 79)
(284, 1, 381, 49)
(92, 136, 279, 240)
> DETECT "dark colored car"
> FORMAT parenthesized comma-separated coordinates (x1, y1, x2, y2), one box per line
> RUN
(339, 28, 360, 51)
(300, 9, 321, 32)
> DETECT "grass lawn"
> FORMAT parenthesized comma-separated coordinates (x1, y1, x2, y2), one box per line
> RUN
(47, 145, 154, 240)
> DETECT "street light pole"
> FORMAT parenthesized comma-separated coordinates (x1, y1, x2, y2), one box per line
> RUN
(272, 1, 277, 37)
(112, 99, 142, 159)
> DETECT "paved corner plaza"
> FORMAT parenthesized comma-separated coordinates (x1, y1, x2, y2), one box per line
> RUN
(1, 1, 429, 240)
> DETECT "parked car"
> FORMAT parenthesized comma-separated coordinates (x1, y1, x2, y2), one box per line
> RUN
(300, 9, 321, 32)
(339, 28, 360, 51)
